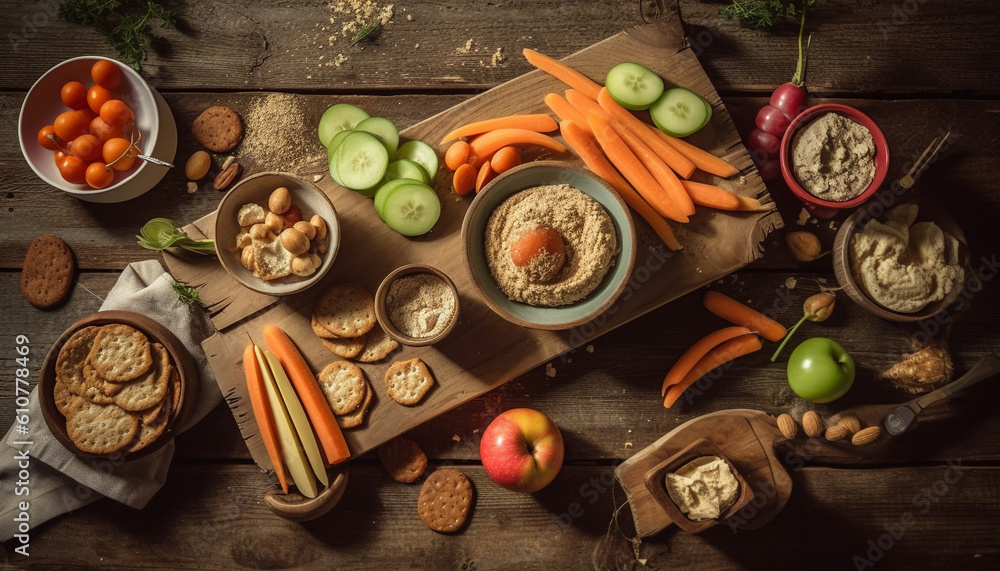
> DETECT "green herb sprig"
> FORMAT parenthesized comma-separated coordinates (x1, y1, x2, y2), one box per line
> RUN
(59, 0, 177, 71)
(137, 218, 216, 255)
(171, 280, 206, 307)
(720, 0, 816, 29)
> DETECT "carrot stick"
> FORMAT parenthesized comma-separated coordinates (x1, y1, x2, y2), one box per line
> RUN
(468, 128, 567, 159)
(702, 290, 787, 342)
(564, 88, 604, 118)
(560, 119, 681, 250)
(663, 334, 762, 408)
(651, 128, 740, 178)
(607, 115, 695, 216)
(587, 112, 689, 224)
(522, 48, 602, 101)
(243, 343, 290, 494)
(734, 194, 764, 211)
(440, 113, 558, 145)
(544, 93, 590, 133)
(596, 88, 697, 179)
(661, 326, 752, 396)
(681, 180, 741, 211)
(262, 324, 351, 465)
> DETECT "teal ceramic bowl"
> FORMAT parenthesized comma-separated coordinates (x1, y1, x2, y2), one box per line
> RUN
(461, 161, 636, 330)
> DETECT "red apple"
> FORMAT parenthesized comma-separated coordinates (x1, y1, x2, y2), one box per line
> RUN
(480, 408, 564, 493)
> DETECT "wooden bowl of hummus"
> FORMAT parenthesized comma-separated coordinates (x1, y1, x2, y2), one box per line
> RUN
(461, 161, 636, 330)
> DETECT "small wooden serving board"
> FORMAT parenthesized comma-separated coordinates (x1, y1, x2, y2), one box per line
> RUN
(166, 18, 782, 474)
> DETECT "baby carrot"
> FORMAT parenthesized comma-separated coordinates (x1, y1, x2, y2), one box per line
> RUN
(452, 163, 477, 195)
(468, 128, 567, 159)
(703, 290, 787, 342)
(652, 128, 739, 179)
(663, 334, 762, 408)
(681, 180, 741, 211)
(490, 146, 522, 174)
(661, 326, 752, 396)
(476, 160, 496, 192)
(445, 140, 471, 171)
(544, 92, 590, 132)
(607, 116, 695, 216)
(243, 342, 289, 494)
(597, 88, 697, 179)
(522, 48, 602, 101)
(262, 324, 351, 465)
(440, 113, 558, 145)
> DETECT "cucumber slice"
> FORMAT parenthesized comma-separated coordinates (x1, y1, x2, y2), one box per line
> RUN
(649, 87, 711, 138)
(380, 182, 441, 236)
(385, 159, 429, 184)
(318, 103, 370, 147)
(331, 131, 389, 191)
(374, 178, 425, 219)
(326, 129, 354, 182)
(395, 140, 439, 182)
(699, 97, 713, 130)
(605, 62, 664, 111)
(354, 116, 400, 156)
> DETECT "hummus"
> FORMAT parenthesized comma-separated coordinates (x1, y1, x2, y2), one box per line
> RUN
(484, 184, 618, 307)
(665, 455, 740, 521)
(849, 204, 964, 313)
(790, 112, 876, 202)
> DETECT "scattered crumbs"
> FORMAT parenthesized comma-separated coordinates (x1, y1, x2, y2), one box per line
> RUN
(828, 220, 837, 230)
(486, 47, 505, 68)
(810, 218, 818, 225)
(545, 363, 557, 377)
(624, 442, 633, 449)
(696, 267, 703, 273)
(785, 276, 798, 289)
(457, 39, 474, 54)
(452, 434, 461, 442)
(472, 428, 479, 434)
(414, 43, 419, 49)
(586, 345, 594, 353)
(306, 74, 312, 79)
(796, 208, 810, 226)
(186, 181, 198, 194)
(406, 13, 413, 21)
(239, 93, 325, 174)
(738, 175, 747, 186)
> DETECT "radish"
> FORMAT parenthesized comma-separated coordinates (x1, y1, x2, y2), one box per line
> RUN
(748, 4, 813, 180)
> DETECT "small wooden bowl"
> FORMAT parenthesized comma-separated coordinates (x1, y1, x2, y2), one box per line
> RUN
(643, 438, 754, 533)
(264, 467, 350, 521)
(374, 264, 460, 347)
(38, 310, 199, 461)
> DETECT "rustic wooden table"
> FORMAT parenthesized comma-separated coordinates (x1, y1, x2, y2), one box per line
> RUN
(2, 1, 998, 569)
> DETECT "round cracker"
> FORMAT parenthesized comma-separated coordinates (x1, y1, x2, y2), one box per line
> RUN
(321, 334, 367, 359)
(417, 468, 474, 533)
(356, 323, 399, 363)
(128, 404, 170, 453)
(313, 282, 377, 338)
(55, 325, 101, 396)
(318, 360, 367, 415)
(377, 436, 428, 483)
(112, 343, 172, 412)
(65, 399, 140, 455)
(87, 323, 153, 382)
(20, 234, 75, 309)
(385, 358, 434, 406)
(192, 105, 243, 152)
(337, 378, 373, 429)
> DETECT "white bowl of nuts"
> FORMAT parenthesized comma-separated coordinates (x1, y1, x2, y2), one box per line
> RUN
(215, 171, 339, 296)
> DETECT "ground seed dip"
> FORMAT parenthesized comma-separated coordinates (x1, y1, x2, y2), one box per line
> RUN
(385, 272, 457, 339)
(790, 112, 876, 201)
(484, 184, 618, 307)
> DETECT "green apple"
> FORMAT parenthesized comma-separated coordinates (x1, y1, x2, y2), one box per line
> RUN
(786, 337, 855, 403)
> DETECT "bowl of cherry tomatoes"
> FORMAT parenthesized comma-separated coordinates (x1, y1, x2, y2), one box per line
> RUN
(17, 56, 175, 203)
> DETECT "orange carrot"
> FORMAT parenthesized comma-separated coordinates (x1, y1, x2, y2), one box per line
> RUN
(596, 88, 697, 179)
(702, 290, 787, 342)
(564, 88, 605, 118)
(262, 324, 351, 465)
(663, 334, 762, 408)
(445, 140, 471, 171)
(452, 163, 477, 195)
(607, 115, 695, 216)
(243, 343, 290, 494)
(560, 119, 681, 250)
(652, 128, 739, 178)
(734, 194, 764, 211)
(544, 93, 589, 133)
(476, 161, 496, 192)
(681, 180, 741, 211)
(587, 112, 689, 224)
(468, 128, 567, 159)
(522, 48, 602, 101)
(440, 113, 558, 145)
(490, 146, 522, 174)
(661, 326, 752, 396)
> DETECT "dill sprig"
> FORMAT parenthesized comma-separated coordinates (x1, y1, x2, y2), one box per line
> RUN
(59, 0, 177, 71)
(720, 0, 815, 29)
(171, 280, 206, 307)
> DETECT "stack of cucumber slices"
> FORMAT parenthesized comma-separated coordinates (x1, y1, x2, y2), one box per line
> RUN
(604, 62, 712, 138)
(318, 103, 442, 237)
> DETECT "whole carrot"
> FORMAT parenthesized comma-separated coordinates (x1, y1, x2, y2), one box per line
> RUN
(663, 334, 762, 408)
(243, 343, 290, 494)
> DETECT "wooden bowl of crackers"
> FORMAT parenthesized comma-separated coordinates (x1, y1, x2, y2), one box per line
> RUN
(38, 311, 198, 460)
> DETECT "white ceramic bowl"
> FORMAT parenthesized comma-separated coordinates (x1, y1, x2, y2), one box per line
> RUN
(215, 172, 340, 296)
(18, 56, 174, 203)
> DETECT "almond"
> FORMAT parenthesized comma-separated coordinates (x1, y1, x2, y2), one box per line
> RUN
(213, 162, 240, 190)
(802, 410, 823, 438)
(777, 414, 798, 439)
(837, 414, 862, 435)
(851, 426, 882, 446)
(824, 425, 850, 441)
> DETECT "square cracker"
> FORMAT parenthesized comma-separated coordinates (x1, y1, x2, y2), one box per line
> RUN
(313, 282, 377, 338)
(385, 358, 434, 406)
(87, 323, 153, 382)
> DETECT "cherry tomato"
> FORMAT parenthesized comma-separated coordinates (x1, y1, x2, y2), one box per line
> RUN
(76, 106, 97, 124)
(91, 60, 122, 90)
(99, 99, 134, 129)
(70, 134, 103, 162)
(37, 125, 61, 151)
(87, 85, 116, 115)
(769, 83, 810, 121)
(89, 116, 124, 143)
(102, 137, 138, 171)
(54, 150, 68, 165)
(755, 106, 792, 138)
(53, 110, 89, 141)
(60, 81, 88, 110)
(57, 155, 88, 184)
(85, 161, 115, 189)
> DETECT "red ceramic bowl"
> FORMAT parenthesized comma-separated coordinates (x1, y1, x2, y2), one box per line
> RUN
(780, 104, 889, 218)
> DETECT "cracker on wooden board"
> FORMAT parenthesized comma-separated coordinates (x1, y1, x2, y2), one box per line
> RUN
(321, 334, 367, 360)
(112, 343, 172, 412)
(310, 313, 339, 339)
(385, 358, 435, 406)
(377, 436, 428, 483)
(317, 360, 367, 415)
(20, 234, 75, 309)
(417, 468, 474, 533)
(87, 323, 153, 382)
(313, 282, 377, 338)
(64, 399, 140, 455)
(355, 323, 399, 363)
(337, 378, 373, 430)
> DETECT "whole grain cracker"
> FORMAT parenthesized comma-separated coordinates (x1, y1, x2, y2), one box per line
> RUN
(192, 105, 244, 152)
(65, 399, 140, 455)
(337, 378, 373, 429)
(87, 324, 153, 382)
(356, 323, 399, 363)
(377, 436, 428, 483)
(318, 360, 367, 415)
(128, 404, 170, 453)
(417, 468, 474, 533)
(56, 326, 116, 404)
(311, 313, 339, 339)
(82, 362, 124, 397)
(321, 334, 367, 359)
(20, 234, 75, 309)
(313, 282, 377, 338)
(168, 368, 182, 421)
(112, 343, 171, 412)
(53, 381, 78, 416)
(385, 358, 434, 406)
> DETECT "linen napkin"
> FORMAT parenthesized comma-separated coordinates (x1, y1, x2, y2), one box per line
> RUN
(1, 259, 222, 542)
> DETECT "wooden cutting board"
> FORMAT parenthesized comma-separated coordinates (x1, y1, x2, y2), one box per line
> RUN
(165, 18, 783, 474)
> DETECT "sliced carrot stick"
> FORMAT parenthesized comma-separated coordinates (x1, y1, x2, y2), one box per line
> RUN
(243, 343, 290, 494)
(663, 334, 762, 408)
(596, 88, 697, 179)
(607, 115, 695, 216)
(702, 290, 787, 342)
(262, 324, 351, 465)
(522, 48, 602, 101)
(544, 93, 589, 133)
(735, 194, 764, 211)
(440, 113, 558, 145)
(651, 128, 740, 178)
(661, 326, 752, 396)
(564, 88, 604, 118)
(468, 128, 567, 159)
(560, 119, 681, 250)
(587, 112, 689, 224)
(681, 180, 741, 211)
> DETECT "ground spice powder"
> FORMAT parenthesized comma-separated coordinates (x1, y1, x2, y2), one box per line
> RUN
(386, 273, 456, 339)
